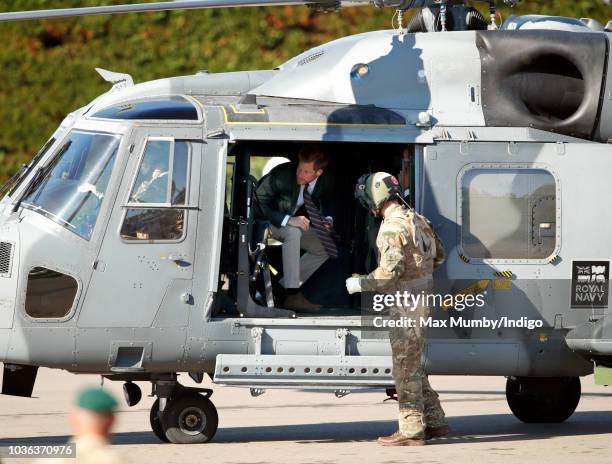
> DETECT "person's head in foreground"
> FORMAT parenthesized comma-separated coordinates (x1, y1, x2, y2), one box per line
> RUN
(70, 387, 118, 441)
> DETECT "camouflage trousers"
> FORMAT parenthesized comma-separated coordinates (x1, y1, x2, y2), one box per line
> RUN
(388, 280, 447, 438)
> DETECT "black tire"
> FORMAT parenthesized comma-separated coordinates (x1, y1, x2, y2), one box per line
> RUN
(150, 399, 170, 443)
(506, 377, 581, 423)
(160, 393, 219, 444)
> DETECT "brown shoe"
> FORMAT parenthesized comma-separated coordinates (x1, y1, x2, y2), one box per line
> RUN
(283, 292, 322, 311)
(377, 431, 426, 447)
(425, 425, 451, 439)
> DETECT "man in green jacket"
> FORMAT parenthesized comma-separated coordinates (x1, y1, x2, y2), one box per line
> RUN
(256, 145, 338, 310)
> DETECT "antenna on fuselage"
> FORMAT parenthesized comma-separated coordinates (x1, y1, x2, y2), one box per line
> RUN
(95, 68, 134, 92)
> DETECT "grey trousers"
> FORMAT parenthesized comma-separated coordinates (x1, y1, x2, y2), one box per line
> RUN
(269, 224, 328, 289)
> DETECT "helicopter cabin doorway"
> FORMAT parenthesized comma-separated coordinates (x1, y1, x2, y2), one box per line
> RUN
(215, 141, 415, 318)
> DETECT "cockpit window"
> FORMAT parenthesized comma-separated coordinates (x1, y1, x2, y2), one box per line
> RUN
(20, 130, 120, 240)
(1, 124, 70, 202)
(91, 97, 199, 121)
(129, 140, 171, 203)
(25, 267, 78, 319)
(120, 138, 190, 241)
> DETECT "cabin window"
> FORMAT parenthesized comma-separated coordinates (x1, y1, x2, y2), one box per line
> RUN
(460, 167, 557, 260)
(25, 267, 78, 319)
(120, 138, 190, 241)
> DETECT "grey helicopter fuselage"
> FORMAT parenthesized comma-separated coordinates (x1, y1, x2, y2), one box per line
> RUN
(1, 17, 611, 411)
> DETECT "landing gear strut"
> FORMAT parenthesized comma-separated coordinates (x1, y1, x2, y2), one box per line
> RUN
(506, 376, 581, 423)
(149, 380, 219, 444)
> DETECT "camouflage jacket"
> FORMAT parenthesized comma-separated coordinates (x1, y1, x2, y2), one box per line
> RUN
(359, 203, 435, 293)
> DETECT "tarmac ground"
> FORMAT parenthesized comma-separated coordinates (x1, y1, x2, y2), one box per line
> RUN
(1, 368, 612, 463)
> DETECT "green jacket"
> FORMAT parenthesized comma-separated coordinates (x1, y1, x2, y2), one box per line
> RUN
(255, 162, 337, 228)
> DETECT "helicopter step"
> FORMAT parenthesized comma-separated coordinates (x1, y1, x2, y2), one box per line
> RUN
(213, 354, 393, 388)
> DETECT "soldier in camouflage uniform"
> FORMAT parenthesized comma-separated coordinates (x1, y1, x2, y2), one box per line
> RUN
(346, 172, 449, 446)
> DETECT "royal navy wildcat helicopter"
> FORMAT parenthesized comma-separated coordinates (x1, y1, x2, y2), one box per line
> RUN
(0, 0, 611, 444)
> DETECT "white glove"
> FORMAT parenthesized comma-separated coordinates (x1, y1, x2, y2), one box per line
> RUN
(345, 277, 362, 295)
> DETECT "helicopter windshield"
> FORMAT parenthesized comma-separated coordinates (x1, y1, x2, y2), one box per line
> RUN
(0, 124, 70, 203)
(20, 130, 120, 240)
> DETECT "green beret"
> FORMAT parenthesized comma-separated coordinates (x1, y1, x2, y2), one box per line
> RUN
(77, 387, 118, 413)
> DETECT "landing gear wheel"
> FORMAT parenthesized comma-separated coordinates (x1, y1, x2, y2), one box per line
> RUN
(506, 377, 581, 423)
(150, 399, 170, 443)
(161, 392, 219, 444)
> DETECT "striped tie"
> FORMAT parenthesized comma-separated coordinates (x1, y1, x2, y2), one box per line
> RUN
(303, 187, 338, 259)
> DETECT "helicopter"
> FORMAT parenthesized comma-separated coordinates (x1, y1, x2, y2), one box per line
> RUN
(0, 0, 611, 445)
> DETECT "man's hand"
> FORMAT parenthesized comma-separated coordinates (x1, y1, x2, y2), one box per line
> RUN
(288, 216, 310, 231)
(345, 277, 362, 294)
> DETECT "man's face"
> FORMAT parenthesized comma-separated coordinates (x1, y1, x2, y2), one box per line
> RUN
(296, 160, 323, 185)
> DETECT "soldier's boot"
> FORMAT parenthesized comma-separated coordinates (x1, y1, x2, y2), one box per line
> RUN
(377, 411, 426, 446)
(422, 376, 450, 440)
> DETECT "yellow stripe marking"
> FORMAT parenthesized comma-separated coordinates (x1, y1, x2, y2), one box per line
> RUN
(216, 106, 406, 128)
(493, 279, 512, 290)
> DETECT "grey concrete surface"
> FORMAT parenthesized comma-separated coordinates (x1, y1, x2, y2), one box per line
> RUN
(1, 368, 611, 463)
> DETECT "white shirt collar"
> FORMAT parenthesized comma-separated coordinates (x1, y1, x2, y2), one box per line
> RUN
(306, 177, 318, 193)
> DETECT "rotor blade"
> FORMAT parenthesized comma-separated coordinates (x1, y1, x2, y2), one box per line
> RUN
(0, 0, 457, 22)
(0, 0, 336, 22)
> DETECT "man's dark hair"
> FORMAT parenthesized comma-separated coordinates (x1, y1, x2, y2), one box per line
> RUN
(298, 145, 328, 171)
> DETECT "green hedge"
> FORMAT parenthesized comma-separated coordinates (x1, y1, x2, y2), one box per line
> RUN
(0, 0, 609, 181)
